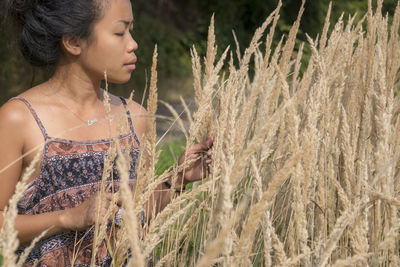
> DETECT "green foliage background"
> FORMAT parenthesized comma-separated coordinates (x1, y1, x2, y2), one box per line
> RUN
(0, 0, 397, 106)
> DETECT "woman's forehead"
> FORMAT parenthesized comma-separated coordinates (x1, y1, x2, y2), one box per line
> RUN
(100, 0, 133, 24)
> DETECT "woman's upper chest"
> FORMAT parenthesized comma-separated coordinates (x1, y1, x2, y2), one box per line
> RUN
(20, 98, 140, 184)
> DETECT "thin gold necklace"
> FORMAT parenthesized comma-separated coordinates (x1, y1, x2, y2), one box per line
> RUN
(50, 79, 103, 126)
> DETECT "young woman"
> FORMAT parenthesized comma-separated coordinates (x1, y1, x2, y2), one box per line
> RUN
(0, 0, 212, 265)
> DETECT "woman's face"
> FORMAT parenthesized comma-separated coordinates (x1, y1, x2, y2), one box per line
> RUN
(79, 0, 138, 84)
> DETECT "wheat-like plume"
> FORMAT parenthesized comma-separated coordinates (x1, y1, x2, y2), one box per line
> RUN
(0, 145, 45, 266)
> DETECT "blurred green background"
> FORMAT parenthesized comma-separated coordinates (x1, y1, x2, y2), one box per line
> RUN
(0, 0, 397, 106)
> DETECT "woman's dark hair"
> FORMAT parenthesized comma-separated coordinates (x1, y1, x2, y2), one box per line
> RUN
(4, 0, 108, 66)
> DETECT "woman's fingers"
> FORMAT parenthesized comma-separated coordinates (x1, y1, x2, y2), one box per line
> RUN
(104, 192, 122, 207)
(104, 192, 114, 201)
(95, 193, 120, 220)
(107, 206, 120, 222)
(180, 137, 214, 160)
(183, 140, 213, 167)
(186, 137, 214, 154)
(205, 136, 214, 148)
(178, 136, 214, 181)
(186, 144, 208, 154)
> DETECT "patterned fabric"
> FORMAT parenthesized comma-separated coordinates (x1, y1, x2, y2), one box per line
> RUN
(12, 97, 140, 267)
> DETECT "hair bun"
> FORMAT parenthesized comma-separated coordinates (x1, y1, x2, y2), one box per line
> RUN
(5, 0, 38, 26)
(4, 0, 102, 66)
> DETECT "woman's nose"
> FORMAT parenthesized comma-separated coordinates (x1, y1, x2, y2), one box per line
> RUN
(127, 34, 138, 53)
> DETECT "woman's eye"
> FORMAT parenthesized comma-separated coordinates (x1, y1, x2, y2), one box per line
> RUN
(116, 30, 133, 37)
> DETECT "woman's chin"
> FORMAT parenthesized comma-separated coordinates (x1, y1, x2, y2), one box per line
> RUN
(104, 74, 132, 84)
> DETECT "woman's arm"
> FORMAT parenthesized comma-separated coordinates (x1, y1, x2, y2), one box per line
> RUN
(144, 138, 213, 221)
(0, 101, 67, 244)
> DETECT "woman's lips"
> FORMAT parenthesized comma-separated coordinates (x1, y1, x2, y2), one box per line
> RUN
(125, 63, 136, 70)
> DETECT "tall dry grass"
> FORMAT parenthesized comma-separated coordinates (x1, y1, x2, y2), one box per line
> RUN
(2, 0, 400, 266)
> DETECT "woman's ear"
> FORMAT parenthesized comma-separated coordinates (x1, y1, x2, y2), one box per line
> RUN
(61, 35, 83, 56)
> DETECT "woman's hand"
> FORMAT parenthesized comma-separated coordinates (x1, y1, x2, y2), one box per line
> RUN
(60, 192, 120, 231)
(177, 137, 214, 185)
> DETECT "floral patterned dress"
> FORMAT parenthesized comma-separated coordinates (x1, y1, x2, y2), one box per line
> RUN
(12, 97, 140, 267)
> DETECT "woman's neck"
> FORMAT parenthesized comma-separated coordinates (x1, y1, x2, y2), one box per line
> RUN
(50, 61, 103, 107)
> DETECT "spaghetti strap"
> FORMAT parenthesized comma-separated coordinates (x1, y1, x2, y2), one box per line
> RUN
(119, 97, 140, 146)
(10, 97, 49, 140)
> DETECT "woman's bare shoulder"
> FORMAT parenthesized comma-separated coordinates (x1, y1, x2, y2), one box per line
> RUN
(128, 100, 147, 116)
(105, 92, 147, 118)
(0, 85, 47, 138)
(104, 92, 147, 140)
(121, 97, 147, 141)
(0, 98, 32, 153)
(0, 98, 31, 128)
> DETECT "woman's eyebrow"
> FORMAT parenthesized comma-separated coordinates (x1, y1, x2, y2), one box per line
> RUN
(114, 19, 134, 26)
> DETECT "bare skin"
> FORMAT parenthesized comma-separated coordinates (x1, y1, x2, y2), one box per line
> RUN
(0, 0, 212, 245)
